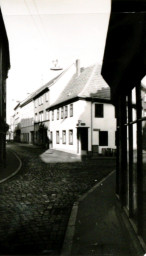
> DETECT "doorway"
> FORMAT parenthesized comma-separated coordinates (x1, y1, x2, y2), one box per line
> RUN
(77, 128, 88, 155)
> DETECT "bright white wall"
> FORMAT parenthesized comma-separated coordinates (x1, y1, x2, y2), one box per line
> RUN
(92, 102, 116, 153)
(21, 101, 34, 119)
(49, 100, 117, 154)
(20, 101, 34, 143)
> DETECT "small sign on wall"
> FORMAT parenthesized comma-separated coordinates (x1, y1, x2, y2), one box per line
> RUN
(76, 120, 86, 127)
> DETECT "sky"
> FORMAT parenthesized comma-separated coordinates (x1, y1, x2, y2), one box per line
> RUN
(0, 0, 111, 123)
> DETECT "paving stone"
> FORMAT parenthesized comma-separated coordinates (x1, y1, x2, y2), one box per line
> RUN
(0, 143, 115, 255)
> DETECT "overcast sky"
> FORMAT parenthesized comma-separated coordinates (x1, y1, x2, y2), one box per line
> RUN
(0, 0, 111, 123)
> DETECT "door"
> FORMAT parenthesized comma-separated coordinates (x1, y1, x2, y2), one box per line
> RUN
(78, 128, 88, 155)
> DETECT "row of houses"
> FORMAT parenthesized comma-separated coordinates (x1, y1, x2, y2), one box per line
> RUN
(9, 60, 117, 156)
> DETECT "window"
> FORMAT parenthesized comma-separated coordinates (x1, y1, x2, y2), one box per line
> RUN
(70, 104, 73, 117)
(35, 113, 38, 122)
(62, 130, 66, 144)
(46, 110, 49, 120)
(46, 91, 49, 102)
(65, 106, 68, 118)
(57, 109, 59, 120)
(69, 130, 73, 145)
(56, 131, 59, 144)
(95, 104, 103, 118)
(52, 110, 54, 121)
(61, 107, 64, 119)
(39, 111, 44, 122)
(99, 131, 108, 146)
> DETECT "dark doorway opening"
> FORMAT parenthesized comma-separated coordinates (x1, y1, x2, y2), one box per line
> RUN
(80, 128, 88, 151)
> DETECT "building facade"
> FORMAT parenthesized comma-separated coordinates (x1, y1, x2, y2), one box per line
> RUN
(33, 64, 76, 147)
(12, 103, 21, 142)
(0, 8, 10, 166)
(48, 62, 116, 155)
(102, 0, 146, 249)
(20, 98, 34, 144)
(11, 60, 116, 157)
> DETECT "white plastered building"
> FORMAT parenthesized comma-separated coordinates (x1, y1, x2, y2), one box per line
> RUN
(48, 60, 117, 155)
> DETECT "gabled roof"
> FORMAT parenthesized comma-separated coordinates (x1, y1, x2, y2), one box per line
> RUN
(49, 64, 110, 108)
(19, 65, 73, 107)
(20, 73, 63, 107)
(90, 87, 110, 99)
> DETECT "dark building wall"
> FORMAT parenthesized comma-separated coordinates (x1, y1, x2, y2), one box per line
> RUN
(101, 0, 146, 248)
(0, 9, 10, 166)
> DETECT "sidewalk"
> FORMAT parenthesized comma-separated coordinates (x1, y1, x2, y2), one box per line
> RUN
(61, 172, 145, 256)
(0, 148, 21, 183)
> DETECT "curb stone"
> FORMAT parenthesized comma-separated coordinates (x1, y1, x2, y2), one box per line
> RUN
(0, 150, 22, 184)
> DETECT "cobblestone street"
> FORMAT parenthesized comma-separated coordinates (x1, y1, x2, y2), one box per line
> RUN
(0, 143, 116, 255)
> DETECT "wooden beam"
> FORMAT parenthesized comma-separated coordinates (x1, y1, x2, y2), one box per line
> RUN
(128, 92, 134, 217)
(136, 84, 143, 235)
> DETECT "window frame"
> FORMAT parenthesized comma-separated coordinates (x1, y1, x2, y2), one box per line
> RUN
(65, 105, 68, 118)
(56, 131, 60, 144)
(46, 110, 49, 120)
(69, 129, 73, 145)
(62, 130, 66, 144)
(70, 104, 73, 117)
(57, 108, 60, 120)
(35, 113, 38, 122)
(52, 110, 54, 121)
(95, 103, 104, 118)
(61, 107, 64, 119)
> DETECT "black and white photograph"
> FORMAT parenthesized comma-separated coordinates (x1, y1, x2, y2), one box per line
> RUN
(0, 0, 146, 255)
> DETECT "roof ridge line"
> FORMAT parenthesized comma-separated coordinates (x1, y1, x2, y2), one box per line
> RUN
(78, 64, 98, 97)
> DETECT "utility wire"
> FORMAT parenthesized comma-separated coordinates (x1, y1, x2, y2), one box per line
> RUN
(23, 0, 45, 43)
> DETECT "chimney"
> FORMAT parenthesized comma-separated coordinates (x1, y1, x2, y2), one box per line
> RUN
(76, 59, 80, 76)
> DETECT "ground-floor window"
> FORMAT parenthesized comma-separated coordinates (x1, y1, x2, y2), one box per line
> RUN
(69, 130, 73, 145)
(56, 131, 59, 144)
(62, 130, 66, 144)
(99, 131, 108, 146)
